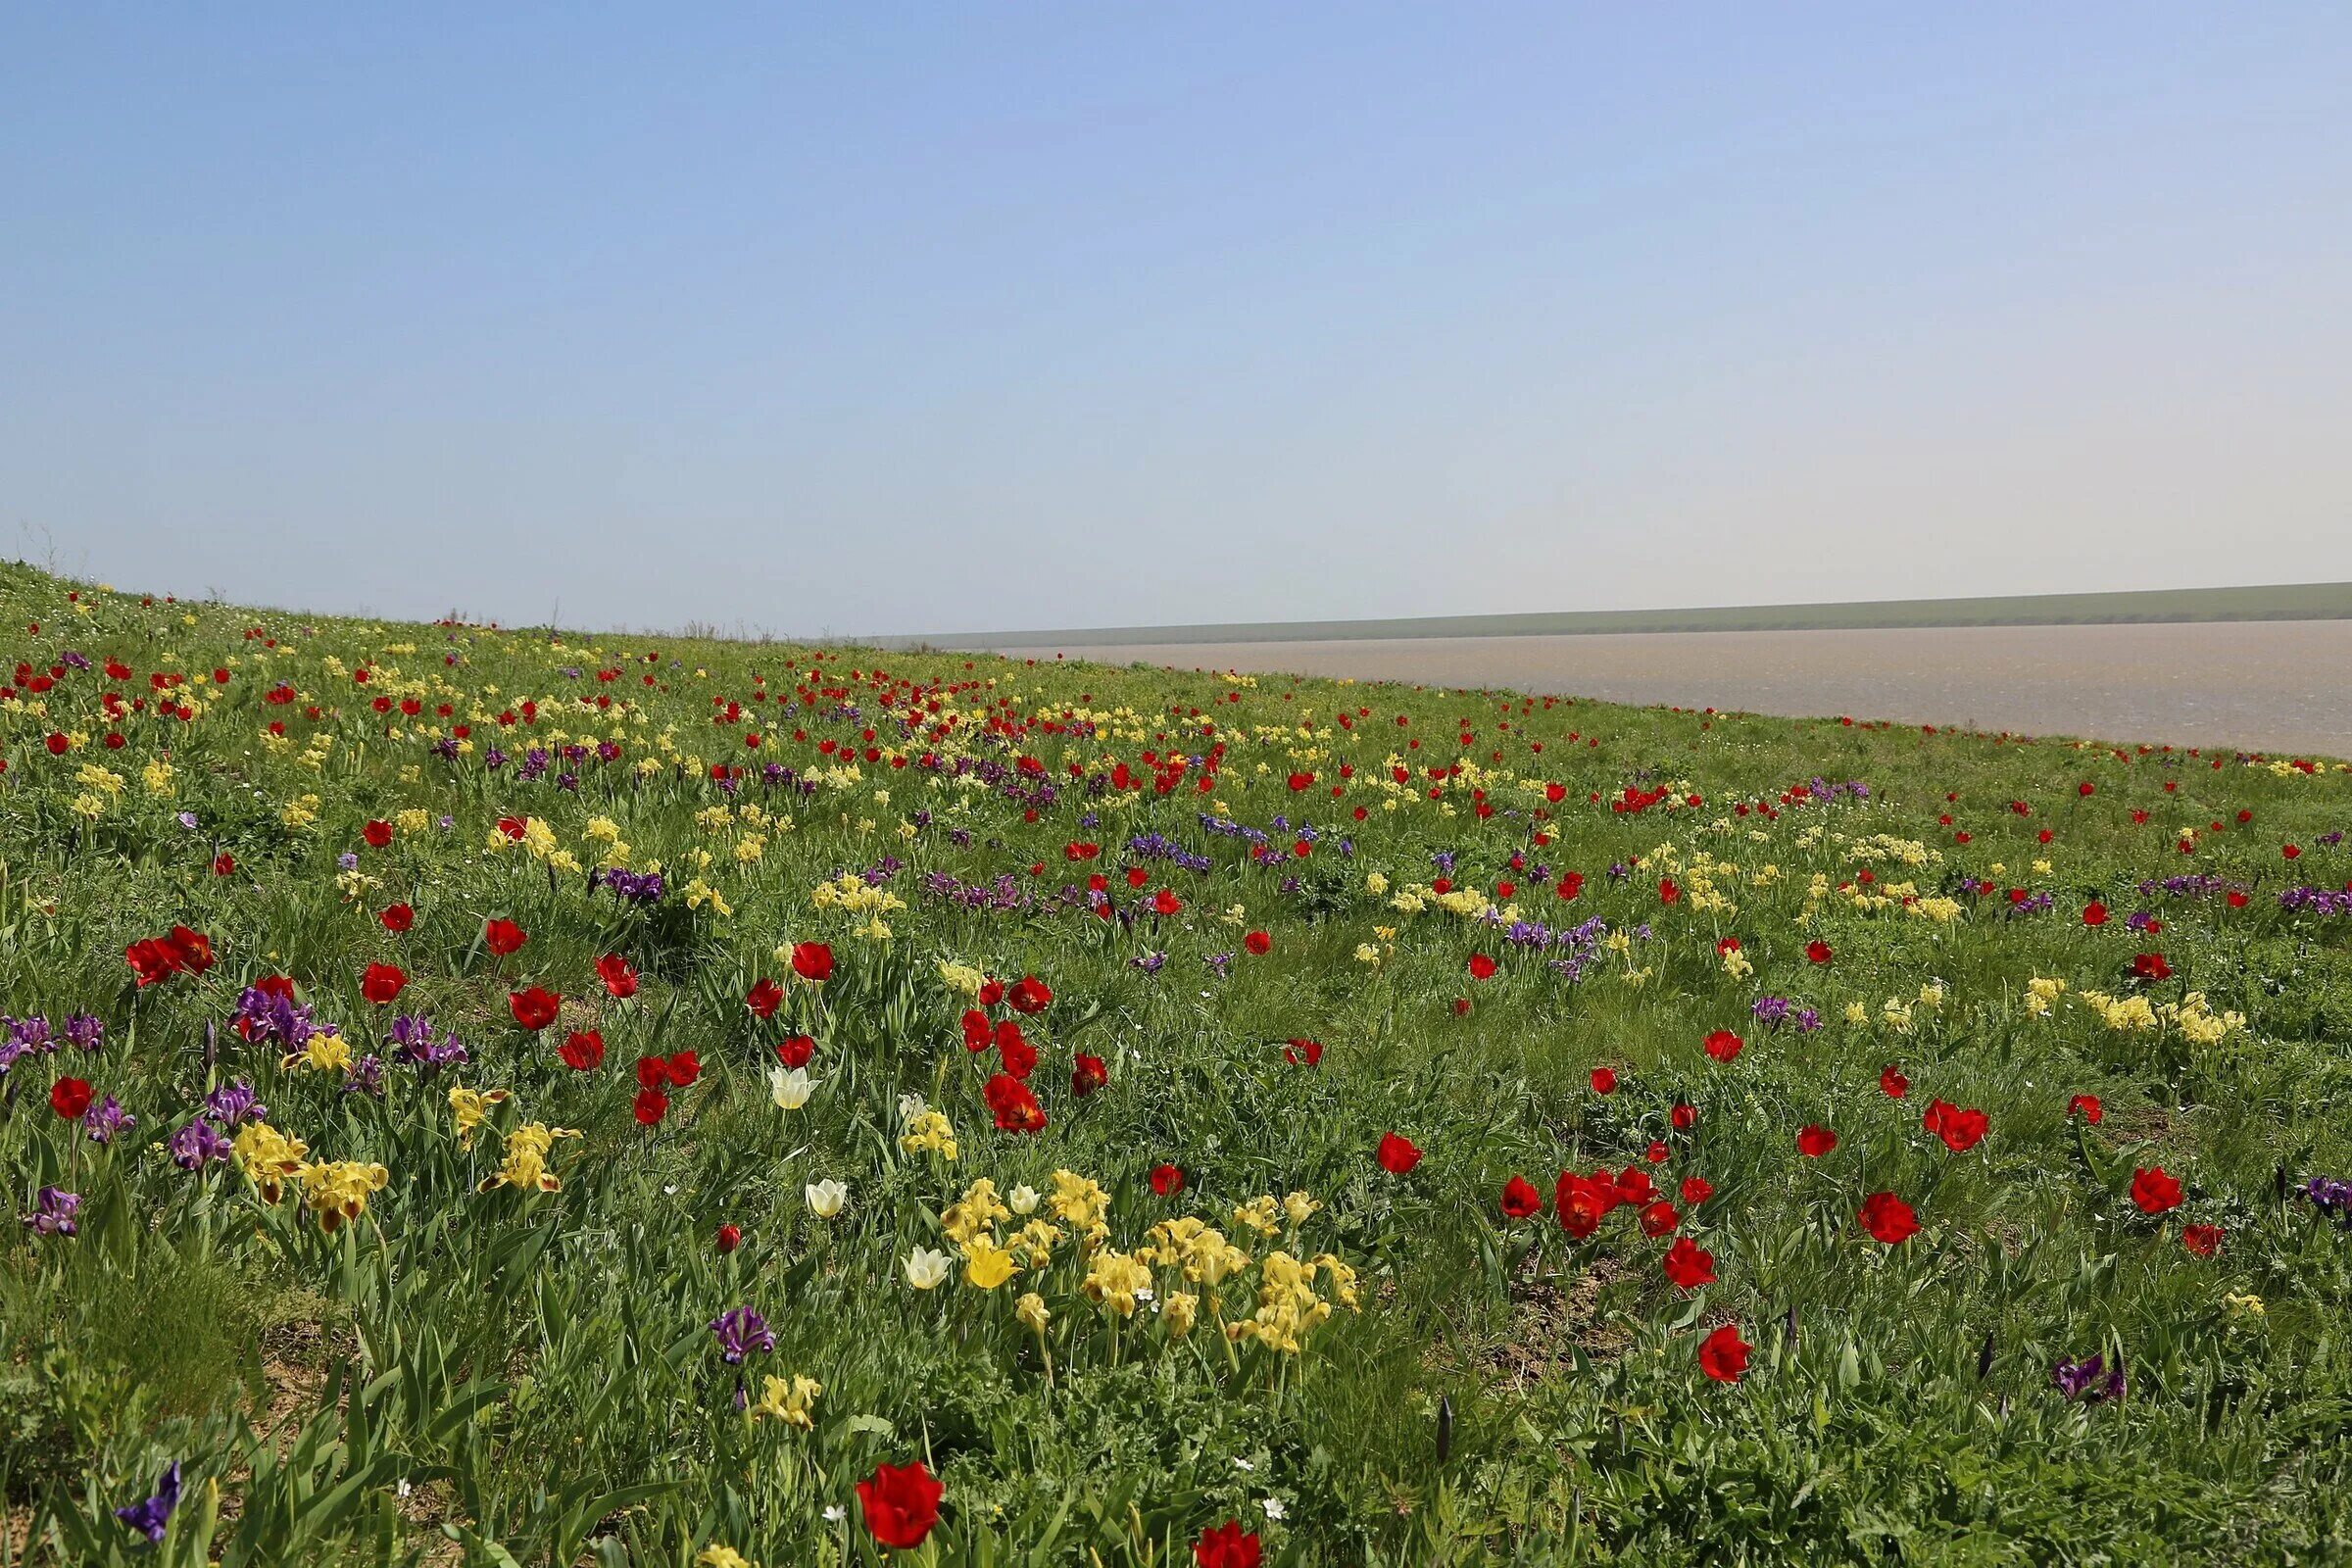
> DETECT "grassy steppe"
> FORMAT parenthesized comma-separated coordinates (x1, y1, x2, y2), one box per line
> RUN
(4, 562, 2351, 1566)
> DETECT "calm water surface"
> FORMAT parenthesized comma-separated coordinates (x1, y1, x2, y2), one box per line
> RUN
(993, 620, 2352, 759)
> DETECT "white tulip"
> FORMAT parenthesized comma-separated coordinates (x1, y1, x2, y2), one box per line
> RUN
(805, 1178, 848, 1218)
(1008, 1183, 1041, 1216)
(768, 1065, 818, 1110)
(904, 1247, 952, 1290)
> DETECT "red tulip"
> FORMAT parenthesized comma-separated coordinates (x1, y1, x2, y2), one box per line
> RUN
(1376, 1132, 1422, 1174)
(1663, 1236, 1716, 1290)
(1698, 1322, 1749, 1383)
(50, 1077, 93, 1120)
(361, 962, 408, 1004)
(1194, 1520, 1262, 1568)
(1499, 1175, 1544, 1218)
(508, 987, 561, 1031)
(596, 954, 638, 999)
(1858, 1191, 1920, 1245)
(856, 1461, 943, 1549)
(2132, 1166, 2183, 1215)
(745, 978, 783, 1019)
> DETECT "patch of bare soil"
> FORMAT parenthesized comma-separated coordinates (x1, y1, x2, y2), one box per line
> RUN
(1484, 1250, 1632, 1391)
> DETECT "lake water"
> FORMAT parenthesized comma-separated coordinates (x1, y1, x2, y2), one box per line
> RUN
(990, 619, 2352, 759)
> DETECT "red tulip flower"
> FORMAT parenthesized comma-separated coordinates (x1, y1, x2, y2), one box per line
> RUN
(1194, 1520, 1262, 1568)
(745, 978, 783, 1019)
(596, 954, 638, 999)
(1499, 1175, 1544, 1218)
(2131, 1166, 2183, 1215)
(1376, 1132, 1422, 1174)
(1698, 1322, 1749, 1383)
(361, 962, 408, 1004)
(1663, 1236, 1717, 1290)
(508, 987, 561, 1031)
(1858, 1191, 1920, 1245)
(856, 1461, 943, 1549)
(50, 1077, 93, 1120)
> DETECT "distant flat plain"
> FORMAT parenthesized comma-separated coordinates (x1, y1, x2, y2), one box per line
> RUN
(989, 619, 2352, 759)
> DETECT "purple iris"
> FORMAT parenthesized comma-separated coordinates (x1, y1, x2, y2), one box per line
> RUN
(204, 1079, 269, 1126)
(170, 1118, 231, 1171)
(22, 1187, 79, 1238)
(389, 1014, 468, 1070)
(2051, 1354, 2126, 1402)
(82, 1095, 136, 1145)
(115, 1461, 182, 1544)
(2302, 1176, 2352, 1226)
(709, 1306, 774, 1364)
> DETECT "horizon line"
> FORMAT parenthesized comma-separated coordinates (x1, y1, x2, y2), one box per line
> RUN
(873, 580, 2352, 652)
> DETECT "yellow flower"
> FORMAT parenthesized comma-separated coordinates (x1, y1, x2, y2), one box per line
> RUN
(963, 1239, 1019, 1291)
(287, 1029, 353, 1075)
(1048, 1170, 1109, 1243)
(899, 1109, 958, 1161)
(1015, 1292, 1051, 1335)
(1283, 1191, 1321, 1226)
(477, 1122, 581, 1193)
(297, 1159, 389, 1232)
(231, 1122, 310, 1203)
(942, 1179, 1012, 1250)
(448, 1084, 512, 1149)
(1163, 1292, 1199, 1336)
(1082, 1249, 1152, 1316)
(697, 1547, 755, 1568)
(748, 1373, 822, 1430)
(1231, 1196, 1281, 1238)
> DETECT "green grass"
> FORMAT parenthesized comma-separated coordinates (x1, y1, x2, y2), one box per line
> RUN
(3, 560, 2351, 1565)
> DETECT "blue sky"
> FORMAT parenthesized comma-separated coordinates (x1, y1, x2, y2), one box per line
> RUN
(4, 6, 2347, 634)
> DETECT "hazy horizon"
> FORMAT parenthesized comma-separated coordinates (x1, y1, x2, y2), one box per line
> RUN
(6, 6, 2349, 634)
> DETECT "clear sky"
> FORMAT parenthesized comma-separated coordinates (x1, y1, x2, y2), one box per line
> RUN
(4, 6, 2348, 636)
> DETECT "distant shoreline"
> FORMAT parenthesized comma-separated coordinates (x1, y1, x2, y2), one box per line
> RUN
(882, 581, 2352, 651)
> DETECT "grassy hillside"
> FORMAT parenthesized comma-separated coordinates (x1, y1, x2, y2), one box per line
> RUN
(898, 581, 2352, 650)
(4, 562, 2351, 1565)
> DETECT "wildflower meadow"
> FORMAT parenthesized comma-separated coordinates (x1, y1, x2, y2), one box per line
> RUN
(6, 560, 2352, 1566)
